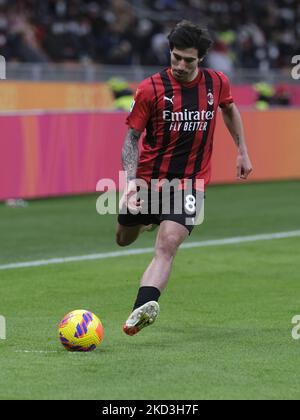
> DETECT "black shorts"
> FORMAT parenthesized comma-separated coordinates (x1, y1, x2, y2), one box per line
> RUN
(118, 188, 204, 234)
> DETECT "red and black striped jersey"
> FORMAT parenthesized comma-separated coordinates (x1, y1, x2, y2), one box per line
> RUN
(126, 67, 233, 189)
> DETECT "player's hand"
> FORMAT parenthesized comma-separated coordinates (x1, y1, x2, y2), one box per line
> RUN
(119, 179, 144, 214)
(236, 153, 253, 180)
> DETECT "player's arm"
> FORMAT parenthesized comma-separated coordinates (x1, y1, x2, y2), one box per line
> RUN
(121, 128, 142, 181)
(120, 128, 143, 212)
(221, 102, 253, 179)
(120, 81, 152, 211)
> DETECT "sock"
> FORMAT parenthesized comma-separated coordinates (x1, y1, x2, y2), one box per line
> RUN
(133, 286, 161, 311)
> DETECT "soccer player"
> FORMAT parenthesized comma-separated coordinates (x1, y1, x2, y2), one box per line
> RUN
(116, 20, 253, 336)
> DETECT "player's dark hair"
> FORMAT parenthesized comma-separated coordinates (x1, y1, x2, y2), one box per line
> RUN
(168, 20, 213, 59)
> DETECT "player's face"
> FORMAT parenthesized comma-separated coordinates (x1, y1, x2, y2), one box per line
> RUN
(170, 47, 201, 83)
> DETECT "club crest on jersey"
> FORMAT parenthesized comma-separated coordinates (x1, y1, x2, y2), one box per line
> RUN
(207, 92, 214, 106)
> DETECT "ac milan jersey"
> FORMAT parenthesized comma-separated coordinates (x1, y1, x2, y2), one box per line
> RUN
(126, 67, 234, 189)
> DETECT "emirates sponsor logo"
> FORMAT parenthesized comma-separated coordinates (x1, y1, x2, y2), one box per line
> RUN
(163, 109, 214, 132)
(163, 109, 215, 122)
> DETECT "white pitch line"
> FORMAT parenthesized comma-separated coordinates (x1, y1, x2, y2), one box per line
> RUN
(15, 350, 59, 354)
(15, 350, 93, 354)
(1, 230, 300, 272)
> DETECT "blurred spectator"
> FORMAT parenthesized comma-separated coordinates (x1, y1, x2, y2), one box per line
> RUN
(0, 0, 298, 70)
(207, 40, 234, 78)
(107, 77, 134, 111)
(253, 82, 275, 110)
(273, 83, 291, 106)
(253, 81, 291, 110)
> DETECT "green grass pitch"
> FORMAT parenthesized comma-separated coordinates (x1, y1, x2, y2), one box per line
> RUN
(0, 180, 300, 400)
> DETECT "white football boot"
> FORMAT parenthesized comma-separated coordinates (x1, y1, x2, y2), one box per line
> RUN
(123, 301, 160, 336)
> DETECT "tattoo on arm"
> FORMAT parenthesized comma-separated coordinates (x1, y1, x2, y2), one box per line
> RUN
(222, 104, 244, 150)
(122, 128, 141, 180)
(235, 134, 240, 148)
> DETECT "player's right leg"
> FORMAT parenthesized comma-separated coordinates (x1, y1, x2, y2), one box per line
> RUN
(117, 204, 159, 246)
(116, 223, 145, 247)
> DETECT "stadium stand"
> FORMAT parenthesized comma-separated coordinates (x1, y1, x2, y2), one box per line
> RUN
(0, 0, 299, 72)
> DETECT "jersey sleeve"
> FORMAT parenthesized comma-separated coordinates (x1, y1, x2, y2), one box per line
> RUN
(126, 80, 153, 132)
(217, 72, 234, 108)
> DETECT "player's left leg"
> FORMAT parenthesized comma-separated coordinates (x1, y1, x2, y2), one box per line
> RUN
(123, 220, 189, 335)
(140, 220, 189, 291)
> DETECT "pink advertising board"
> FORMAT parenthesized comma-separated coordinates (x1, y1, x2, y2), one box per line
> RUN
(1, 109, 300, 201)
(0, 112, 127, 200)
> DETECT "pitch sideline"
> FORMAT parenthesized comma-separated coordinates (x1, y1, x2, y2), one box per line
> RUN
(1, 230, 300, 271)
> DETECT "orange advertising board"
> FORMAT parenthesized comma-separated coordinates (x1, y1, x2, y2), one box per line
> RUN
(0, 82, 113, 111)
(212, 109, 300, 183)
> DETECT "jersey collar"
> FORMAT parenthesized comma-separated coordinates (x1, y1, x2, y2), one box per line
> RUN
(167, 68, 203, 87)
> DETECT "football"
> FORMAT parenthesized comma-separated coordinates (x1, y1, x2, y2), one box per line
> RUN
(58, 310, 104, 352)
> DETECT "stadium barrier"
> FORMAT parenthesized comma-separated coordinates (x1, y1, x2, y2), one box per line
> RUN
(0, 82, 113, 111)
(1, 109, 300, 201)
(1, 81, 300, 111)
